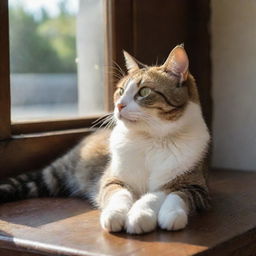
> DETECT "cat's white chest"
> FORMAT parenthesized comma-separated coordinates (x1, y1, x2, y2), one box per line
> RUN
(110, 132, 149, 195)
(109, 119, 209, 195)
(109, 129, 182, 195)
(146, 140, 190, 191)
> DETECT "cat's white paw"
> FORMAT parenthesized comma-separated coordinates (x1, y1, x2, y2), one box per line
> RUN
(158, 208, 188, 231)
(125, 208, 157, 234)
(100, 209, 126, 232)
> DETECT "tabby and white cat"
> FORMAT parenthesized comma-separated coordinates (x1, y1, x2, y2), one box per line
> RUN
(0, 45, 210, 234)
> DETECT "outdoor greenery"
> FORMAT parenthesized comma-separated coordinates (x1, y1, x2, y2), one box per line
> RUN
(9, 1, 77, 73)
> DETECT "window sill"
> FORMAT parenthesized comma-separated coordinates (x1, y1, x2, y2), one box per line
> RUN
(11, 115, 105, 135)
(0, 169, 255, 256)
(0, 128, 95, 179)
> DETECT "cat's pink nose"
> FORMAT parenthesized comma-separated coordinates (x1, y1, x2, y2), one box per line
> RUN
(117, 103, 126, 112)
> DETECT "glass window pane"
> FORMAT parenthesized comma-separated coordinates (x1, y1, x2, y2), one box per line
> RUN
(9, 0, 106, 121)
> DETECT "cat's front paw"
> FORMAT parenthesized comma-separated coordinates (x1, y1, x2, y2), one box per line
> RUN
(100, 208, 127, 232)
(158, 208, 188, 231)
(125, 208, 157, 234)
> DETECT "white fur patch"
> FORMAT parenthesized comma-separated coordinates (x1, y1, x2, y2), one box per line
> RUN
(158, 193, 188, 230)
(126, 192, 166, 234)
(100, 189, 133, 232)
(110, 102, 210, 195)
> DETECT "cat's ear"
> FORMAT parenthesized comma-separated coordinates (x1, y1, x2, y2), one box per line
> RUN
(123, 50, 140, 74)
(162, 44, 189, 82)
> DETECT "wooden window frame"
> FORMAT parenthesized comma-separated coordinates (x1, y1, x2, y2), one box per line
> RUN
(0, 0, 11, 140)
(2, 0, 119, 136)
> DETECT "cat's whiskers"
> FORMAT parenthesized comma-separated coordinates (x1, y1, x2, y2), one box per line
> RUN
(104, 61, 126, 81)
(90, 113, 114, 129)
(106, 118, 116, 130)
(112, 60, 126, 77)
(99, 115, 114, 129)
(92, 113, 112, 124)
(106, 70, 123, 80)
(111, 70, 124, 81)
(90, 116, 110, 129)
(103, 114, 116, 130)
(98, 114, 116, 130)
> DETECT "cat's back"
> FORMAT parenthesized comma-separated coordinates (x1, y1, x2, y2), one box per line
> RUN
(80, 129, 112, 160)
(74, 129, 112, 192)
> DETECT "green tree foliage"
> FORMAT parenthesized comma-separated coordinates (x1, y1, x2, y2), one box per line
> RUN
(38, 4, 77, 72)
(9, 2, 77, 73)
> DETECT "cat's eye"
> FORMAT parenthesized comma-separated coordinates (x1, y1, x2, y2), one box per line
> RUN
(118, 88, 124, 96)
(138, 87, 152, 97)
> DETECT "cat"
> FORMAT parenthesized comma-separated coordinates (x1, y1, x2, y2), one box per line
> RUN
(0, 45, 210, 234)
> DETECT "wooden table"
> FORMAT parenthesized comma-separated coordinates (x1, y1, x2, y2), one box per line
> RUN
(0, 169, 255, 256)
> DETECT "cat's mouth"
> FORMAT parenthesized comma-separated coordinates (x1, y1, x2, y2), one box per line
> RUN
(117, 113, 137, 123)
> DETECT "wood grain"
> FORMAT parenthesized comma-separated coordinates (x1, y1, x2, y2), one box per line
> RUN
(11, 116, 102, 135)
(0, 248, 39, 256)
(0, 129, 93, 179)
(0, 169, 255, 256)
(0, 0, 11, 140)
(187, 0, 212, 129)
(110, 0, 134, 69)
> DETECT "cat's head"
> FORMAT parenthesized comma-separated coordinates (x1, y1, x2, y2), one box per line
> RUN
(113, 45, 201, 136)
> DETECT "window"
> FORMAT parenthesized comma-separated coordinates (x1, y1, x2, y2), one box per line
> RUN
(9, 0, 106, 121)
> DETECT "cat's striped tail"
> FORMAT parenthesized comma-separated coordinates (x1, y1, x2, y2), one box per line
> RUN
(0, 161, 79, 203)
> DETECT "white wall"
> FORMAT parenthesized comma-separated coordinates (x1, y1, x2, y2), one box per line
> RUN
(212, 0, 256, 171)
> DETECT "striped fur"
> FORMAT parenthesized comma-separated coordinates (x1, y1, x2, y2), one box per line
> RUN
(161, 162, 211, 213)
(183, 185, 210, 211)
(174, 185, 211, 213)
(0, 168, 70, 203)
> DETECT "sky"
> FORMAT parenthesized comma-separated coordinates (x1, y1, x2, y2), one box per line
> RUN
(9, 0, 78, 17)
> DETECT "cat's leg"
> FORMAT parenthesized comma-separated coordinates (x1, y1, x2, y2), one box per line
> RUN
(158, 185, 210, 231)
(158, 192, 188, 231)
(99, 181, 134, 232)
(125, 192, 166, 234)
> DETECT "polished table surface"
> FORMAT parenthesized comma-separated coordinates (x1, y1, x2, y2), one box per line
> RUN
(0, 169, 255, 256)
